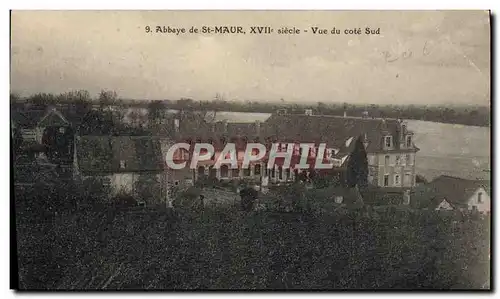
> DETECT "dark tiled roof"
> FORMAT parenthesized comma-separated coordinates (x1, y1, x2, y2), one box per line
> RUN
(174, 113, 416, 158)
(77, 136, 166, 174)
(416, 175, 490, 209)
(263, 114, 404, 153)
(11, 109, 46, 128)
(11, 104, 92, 128)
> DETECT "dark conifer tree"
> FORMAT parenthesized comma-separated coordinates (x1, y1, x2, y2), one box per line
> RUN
(346, 136, 369, 189)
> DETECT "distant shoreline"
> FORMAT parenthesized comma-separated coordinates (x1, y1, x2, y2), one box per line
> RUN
(10, 93, 491, 128)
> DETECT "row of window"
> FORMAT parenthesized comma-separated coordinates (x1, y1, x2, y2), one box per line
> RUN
(383, 154, 414, 166)
(198, 164, 299, 180)
(176, 145, 338, 161)
(384, 135, 413, 148)
(382, 173, 414, 187)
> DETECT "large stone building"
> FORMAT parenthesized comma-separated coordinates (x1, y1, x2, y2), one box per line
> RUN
(171, 108, 419, 190)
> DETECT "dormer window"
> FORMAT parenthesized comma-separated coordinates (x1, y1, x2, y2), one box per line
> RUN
(406, 136, 412, 147)
(277, 108, 287, 116)
(478, 192, 483, 203)
(384, 136, 392, 148)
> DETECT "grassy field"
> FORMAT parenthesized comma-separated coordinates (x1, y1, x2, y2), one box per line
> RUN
(14, 201, 490, 290)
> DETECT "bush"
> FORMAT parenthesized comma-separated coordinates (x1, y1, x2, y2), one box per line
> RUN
(173, 187, 203, 212)
(112, 191, 137, 208)
(240, 187, 258, 212)
(81, 177, 111, 205)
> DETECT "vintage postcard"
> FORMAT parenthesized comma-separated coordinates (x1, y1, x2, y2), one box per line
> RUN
(11, 10, 491, 290)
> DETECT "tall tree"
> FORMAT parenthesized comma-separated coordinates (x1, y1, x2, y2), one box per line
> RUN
(346, 136, 369, 189)
(147, 100, 166, 127)
(13, 126, 23, 154)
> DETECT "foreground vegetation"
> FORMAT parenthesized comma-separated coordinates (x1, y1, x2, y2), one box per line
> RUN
(14, 183, 490, 290)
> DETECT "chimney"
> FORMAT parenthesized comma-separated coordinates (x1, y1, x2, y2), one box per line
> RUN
(174, 118, 180, 132)
(255, 120, 261, 135)
(305, 109, 313, 116)
(222, 119, 228, 132)
(343, 111, 347, 118)
(363, 133, 369, 149)
(362, 111, 369, 118)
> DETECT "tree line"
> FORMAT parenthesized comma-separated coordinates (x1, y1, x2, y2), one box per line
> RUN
(11, 91, 491, 127)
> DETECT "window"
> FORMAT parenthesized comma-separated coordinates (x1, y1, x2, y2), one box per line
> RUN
(285, 168, 291, 180)
(59, 127, 65, 134)
(406, 136, 412, 147)
(406, 154, 411, 165)
(384, 174, 389, 187)
(330, 149, 336, 158)
(368, 155, 374, 165)
(278, 167, 283, 180)
(271, 167, 276, 178)
(232, 168, 240, 178)
(220, 165, 229, 178)
(385, 155, 390, 165)
(174, 180, 180, 186)
(120, 160, 126, 169)
(254, 164, 261, 176)
(478, 192, 483, 203)
(197, 166, 205, 176)
(395, 155, 401, 165)
(244, 167, 251, 176)
(183, 149, 190, 160)
(405, 173, 411, 186)
(394, 175, 400, 185)
(385, 136, 392, 148)
(472, 205, 478, 212)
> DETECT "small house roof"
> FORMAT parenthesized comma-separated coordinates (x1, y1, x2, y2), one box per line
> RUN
(77, 135, 168, 175)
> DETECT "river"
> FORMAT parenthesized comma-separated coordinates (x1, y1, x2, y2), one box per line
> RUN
(408, 120, 490, 181)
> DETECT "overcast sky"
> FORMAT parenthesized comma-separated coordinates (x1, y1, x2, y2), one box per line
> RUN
(11, 10, 490, 106)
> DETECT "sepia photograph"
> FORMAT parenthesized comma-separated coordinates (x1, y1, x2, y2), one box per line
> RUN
(10, 10, 491, 290)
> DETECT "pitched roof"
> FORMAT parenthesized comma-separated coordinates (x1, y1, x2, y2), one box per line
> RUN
(38, 108, 70, 127)
(415, 175, 491, 209)
(11, 104, 92, 128)
(263, 114, 405, 153)
(77, 136, 168, 174)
